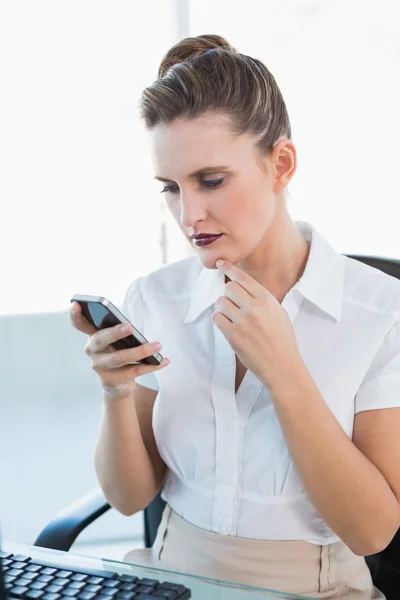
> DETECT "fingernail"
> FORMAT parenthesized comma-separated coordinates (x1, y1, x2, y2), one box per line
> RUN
(216, 259, 225, 267)
(152, 342, 161, 351)
(121, 325, 131, 334)
(71, 302, 77, 313)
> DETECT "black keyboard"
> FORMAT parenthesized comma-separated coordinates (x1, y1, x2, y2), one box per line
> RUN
(0, 552, 191, 600)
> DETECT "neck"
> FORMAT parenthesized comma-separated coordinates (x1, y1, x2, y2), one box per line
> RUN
(232, 208, 311, 303)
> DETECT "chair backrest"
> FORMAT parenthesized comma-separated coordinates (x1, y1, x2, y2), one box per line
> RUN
(144, 492, 166, 548)
(143, 254, 400, 599)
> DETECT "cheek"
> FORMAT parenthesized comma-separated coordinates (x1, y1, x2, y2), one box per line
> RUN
(225, 180, 272, 224)
(166, 197, 180, 220)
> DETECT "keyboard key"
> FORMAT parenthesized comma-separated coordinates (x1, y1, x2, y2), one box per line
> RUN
(135, 585, 154, 595)
(71, 575, 88, 583)
(25, 591, 45, 599)
(30, 582, 48, 591)
(13, 577, 33, 588)
(8, 585, 29, 598)
(41, 568, 57, 577)
(101, 589, 118, 597)
(67, 582, 86, 591)
(117, 576, 137, 584)
(102, 580, 120, 588)
(136, 586, 155, 595)
(77, 593, 96, 600)
(4, 574, 17, 584)
(11, 562, 27, 571)
(139, 579, 159, 587)
(42, 594, 62, 600)
(52, 579, 69, 588)
(2, 560, 12, 568)
(61, 589, 80, 597)
(46, 585, 66, 594)
(7, 569, 24, 578)
(37, 575, 55, 584)
(0, 551, 13, 559)
(11, 555, 31, 563)
(116, 594, 135, 600)
(83, 585, 102, 594)
(119, 584, 136, 591)
(87, 577, 104, 586)
(26, 565, 43, 573)
(21, 572, 40, 581)
(160, 583, 188, 596)
(55, 570, 74, 579)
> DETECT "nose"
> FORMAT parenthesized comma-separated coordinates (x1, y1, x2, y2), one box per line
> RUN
(179, 191, 207, 228)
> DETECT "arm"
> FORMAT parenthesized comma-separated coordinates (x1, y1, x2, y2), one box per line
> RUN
(211, 260, 400, 556)
(266, 362, 400, 556)
(94, 383, 166, 516)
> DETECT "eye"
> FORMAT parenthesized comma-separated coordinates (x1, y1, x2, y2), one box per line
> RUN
(201, 177, 224, 189)
(160, 183, 179, 194)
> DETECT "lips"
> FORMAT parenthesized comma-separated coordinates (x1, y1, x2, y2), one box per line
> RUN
(192, 234, 223, 247)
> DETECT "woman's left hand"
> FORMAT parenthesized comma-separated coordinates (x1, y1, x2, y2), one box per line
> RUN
(211, 260, 304, 387)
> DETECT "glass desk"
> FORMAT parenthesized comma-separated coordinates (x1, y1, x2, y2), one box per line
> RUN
(4, 541, 314, 599)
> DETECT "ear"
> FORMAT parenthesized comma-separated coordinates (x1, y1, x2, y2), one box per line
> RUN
(272, 139, 297, 194)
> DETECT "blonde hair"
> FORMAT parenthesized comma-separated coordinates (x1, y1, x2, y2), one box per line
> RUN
(139, 34, 292, 156)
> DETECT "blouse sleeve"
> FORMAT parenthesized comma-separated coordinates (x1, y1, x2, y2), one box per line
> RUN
(355, 317, 400, 413)
(121, 276, 160, 392)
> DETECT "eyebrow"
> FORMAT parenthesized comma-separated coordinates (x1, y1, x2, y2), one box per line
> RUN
(154, 166, 230, 183)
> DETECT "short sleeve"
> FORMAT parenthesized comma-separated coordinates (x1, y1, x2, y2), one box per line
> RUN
(355, 318, 400, 413)
(121, 277, 160, 392)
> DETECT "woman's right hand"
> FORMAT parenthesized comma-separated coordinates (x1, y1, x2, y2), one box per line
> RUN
(69, 301, 169, 401)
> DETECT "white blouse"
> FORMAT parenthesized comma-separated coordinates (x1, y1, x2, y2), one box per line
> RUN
(122, 220, 400, 545)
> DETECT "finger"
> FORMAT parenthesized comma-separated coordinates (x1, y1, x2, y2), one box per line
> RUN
(85, 323, 137, 355)
(100, 357, 170, 388)
(214, 296, 240, 323)
(93, 342, 163, 370)
(223, 280, 250, 309)
(216, 260, 265, 298)
(70, 302, 98, 335)
(211, 310, 232, 336)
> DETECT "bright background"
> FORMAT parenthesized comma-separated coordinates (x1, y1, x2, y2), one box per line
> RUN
(1, 0, 399, 558)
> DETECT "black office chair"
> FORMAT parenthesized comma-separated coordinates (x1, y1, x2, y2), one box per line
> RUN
(34, 254, 400, 600)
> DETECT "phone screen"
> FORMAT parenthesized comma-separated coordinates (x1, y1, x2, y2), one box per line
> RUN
(76, 299, 162, 366)
(85, 302, 121, 330)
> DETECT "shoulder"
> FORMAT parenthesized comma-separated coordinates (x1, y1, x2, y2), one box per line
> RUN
(342, 255, 400, 320)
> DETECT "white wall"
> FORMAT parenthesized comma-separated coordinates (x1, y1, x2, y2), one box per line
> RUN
(0, 0, 178, 316)
(189, 0, 400, 258)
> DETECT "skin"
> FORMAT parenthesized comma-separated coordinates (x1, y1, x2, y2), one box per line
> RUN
(150, 111, 311, 302)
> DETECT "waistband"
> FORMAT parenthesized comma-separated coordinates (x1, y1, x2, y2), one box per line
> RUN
(152, 505, 378, 597)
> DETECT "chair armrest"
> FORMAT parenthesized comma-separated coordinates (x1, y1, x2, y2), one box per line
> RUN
(34, 487, 111, 552)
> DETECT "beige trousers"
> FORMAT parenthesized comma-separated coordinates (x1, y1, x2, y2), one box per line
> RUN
(124, 504, 386, 599)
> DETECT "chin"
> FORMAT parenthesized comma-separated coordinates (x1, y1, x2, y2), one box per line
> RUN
(194, 252, 220, 270)
(194, 248, 240, 270)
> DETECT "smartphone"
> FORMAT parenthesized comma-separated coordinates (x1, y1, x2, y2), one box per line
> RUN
(70, 294, 163, 366)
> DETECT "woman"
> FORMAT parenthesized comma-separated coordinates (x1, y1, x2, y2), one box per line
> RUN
(70, 35, 400, 598)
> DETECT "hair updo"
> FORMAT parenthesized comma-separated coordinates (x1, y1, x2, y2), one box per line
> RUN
(139, 34, 292, 156)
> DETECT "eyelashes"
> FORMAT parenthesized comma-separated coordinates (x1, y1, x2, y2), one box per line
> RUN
(160, 177, 225, 195)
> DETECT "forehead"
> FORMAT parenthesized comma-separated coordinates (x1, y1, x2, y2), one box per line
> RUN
(149, 114, 253, 179)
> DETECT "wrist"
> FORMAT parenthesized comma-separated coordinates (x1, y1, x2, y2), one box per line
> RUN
(102, 383, 136, 405)
(263, 354, 308, 399)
